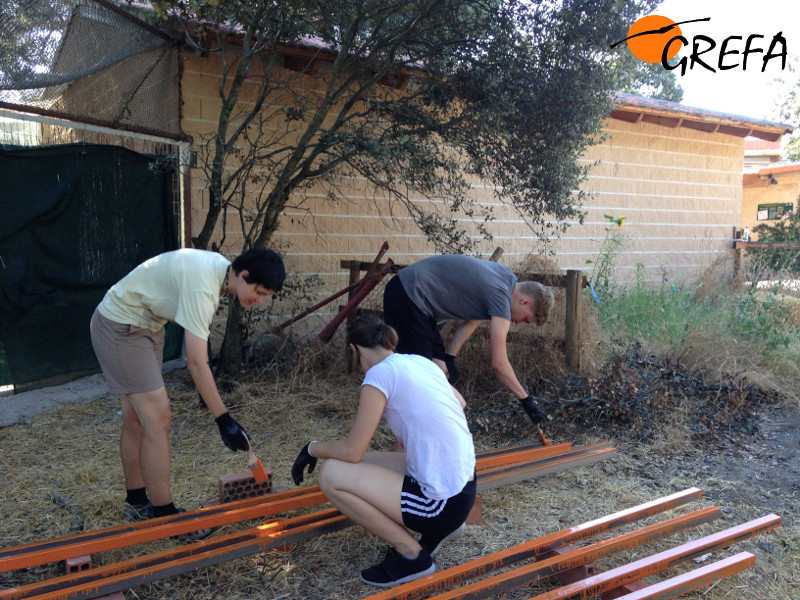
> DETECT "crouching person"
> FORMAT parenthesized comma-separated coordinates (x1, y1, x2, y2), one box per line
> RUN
(291, 314, 476, 587)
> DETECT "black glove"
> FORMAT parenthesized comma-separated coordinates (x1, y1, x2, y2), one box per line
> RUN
(291, 442, 318, 485)
(215, 412, 249, 452)
(519, 395, 544, 425)
(443, 353, 459, 385)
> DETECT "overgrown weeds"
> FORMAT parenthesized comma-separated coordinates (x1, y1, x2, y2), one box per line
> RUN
(595, 261, 800, 399)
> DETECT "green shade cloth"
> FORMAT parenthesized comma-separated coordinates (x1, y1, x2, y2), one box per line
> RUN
(0, 143, 181, 393)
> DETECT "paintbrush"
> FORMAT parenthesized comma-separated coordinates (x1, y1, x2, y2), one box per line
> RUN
(245, 434, 269, 483)
(537, 424, 551, 446)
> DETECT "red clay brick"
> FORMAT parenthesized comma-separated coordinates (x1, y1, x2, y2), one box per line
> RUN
(466, 495, 482, 525)
(65, 555, 91, 574)
(219, 468, 273, 503)
(541, 544, 598, 584)
(601, 580, 648, 599)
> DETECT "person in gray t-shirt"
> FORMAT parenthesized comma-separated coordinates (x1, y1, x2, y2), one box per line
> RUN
(382, 254, 554, 426)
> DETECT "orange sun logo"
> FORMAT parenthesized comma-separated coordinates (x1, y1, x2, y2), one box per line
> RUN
(625, 15, 684, 63)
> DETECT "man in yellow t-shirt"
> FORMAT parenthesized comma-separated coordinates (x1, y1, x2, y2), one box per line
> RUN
(90, 247, 285, 534)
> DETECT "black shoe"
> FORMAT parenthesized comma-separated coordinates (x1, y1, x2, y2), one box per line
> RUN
(361, 547, 435, 587)
(122, 501, 154, 523)
(420, 522, 466, 557)
(172, 507, 216, 542)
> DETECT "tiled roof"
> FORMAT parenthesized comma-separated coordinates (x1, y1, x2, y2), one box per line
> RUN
(745, 138, 781, 151)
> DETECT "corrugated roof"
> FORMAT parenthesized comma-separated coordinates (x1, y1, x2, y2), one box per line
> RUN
(611, 91, 793, 142)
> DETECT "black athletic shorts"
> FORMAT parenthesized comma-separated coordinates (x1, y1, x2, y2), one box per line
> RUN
(383, 275, 446, 360)
(400, 475, 477, 537)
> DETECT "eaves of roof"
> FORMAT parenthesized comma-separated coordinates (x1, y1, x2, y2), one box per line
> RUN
(757, 162, 800, 176)
(139, 5, 793, 143)
(611, 91, 793, 143)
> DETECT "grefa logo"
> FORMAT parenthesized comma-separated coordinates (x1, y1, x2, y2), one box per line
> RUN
(610, 15, 787, 75)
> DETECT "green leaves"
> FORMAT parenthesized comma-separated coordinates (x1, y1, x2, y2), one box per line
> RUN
(176, 0, 660, 255)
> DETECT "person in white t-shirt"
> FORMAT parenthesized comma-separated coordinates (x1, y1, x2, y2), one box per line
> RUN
(291, 314, 476, 588)
(90, 247, 285, 533)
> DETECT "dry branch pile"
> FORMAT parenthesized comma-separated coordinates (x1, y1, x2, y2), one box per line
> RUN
(533, 343, 784, 442)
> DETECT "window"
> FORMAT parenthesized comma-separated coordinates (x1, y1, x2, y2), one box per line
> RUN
(757, 203, 794, 221)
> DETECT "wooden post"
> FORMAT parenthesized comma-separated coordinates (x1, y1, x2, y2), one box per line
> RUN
(488, 247, 504, 262)
(565, 269, 581, 373)
(345, 263, 362, 325)
(347, 263, 361, 301)
(732, 226, 742, 280)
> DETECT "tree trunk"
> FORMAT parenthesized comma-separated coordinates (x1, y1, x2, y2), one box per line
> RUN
(217, 299, 245, 379)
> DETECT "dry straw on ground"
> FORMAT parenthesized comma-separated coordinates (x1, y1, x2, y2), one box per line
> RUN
(1, 331, 795, 599)
(1, 257, 797, 599)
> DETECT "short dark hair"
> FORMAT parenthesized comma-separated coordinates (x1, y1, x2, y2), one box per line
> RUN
(231, 247, 285, 292)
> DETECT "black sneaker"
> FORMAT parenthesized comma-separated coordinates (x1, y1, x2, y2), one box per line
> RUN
(122, 501, 154, 523)
(420, 522, 466, 557)
(360, 547, 435, 587)
(172, 507, 216, 542)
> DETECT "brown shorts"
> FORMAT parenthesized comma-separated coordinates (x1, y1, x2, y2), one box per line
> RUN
(90, 309, 165, 395)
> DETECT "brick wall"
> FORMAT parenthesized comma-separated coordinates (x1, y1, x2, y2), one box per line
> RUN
(181, 51, 748, 333)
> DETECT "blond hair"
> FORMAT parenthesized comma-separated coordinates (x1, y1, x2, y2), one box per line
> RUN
(517, 281, 554, 325)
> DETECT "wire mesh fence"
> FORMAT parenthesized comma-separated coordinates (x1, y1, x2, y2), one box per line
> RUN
(1, 0, 180, 136)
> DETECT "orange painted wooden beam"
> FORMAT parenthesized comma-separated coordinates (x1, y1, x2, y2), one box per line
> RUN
(4, 511, 351, 600)
(365, 506, 720, 600)
(363, 488, 703, 600)
(0, 440, 596, 573)
(4, 493, 701, 600)
(614, 552, 755, 600)
(478, 445, 617, 492)
(476, 443, 572, 470)
(0, 487, 328, 573)
(528, 515, 780, 600)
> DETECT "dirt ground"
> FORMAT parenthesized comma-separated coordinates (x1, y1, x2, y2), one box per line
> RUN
(0, 361, 798, 600)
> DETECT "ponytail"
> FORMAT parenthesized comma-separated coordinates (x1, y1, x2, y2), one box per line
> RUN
(345, 314, 397, 371)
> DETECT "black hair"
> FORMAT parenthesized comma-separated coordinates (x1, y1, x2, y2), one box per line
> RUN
(345, 313, 398, 372)
(231, 247, 285, 292)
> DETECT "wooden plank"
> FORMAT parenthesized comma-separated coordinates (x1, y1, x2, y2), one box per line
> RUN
(340, 260, 400, 271)
(0, 441, 602, 572)
(614, 552, 755, 600)
(318, 259, 394, 342)
(363, 493, 709, 600)
(475, 443, 573, 470)
(403, 508, 722, 600)
(529, 515, 780, 600)
(516, 272, 588, 289)
(10, 490, 698, 600)
(2, 446, 618, 600)
(734, 240, 800, 250)
(478, 445, 617, 491)
(0, 487, 328, 573)
(6, 513, 353, 600)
